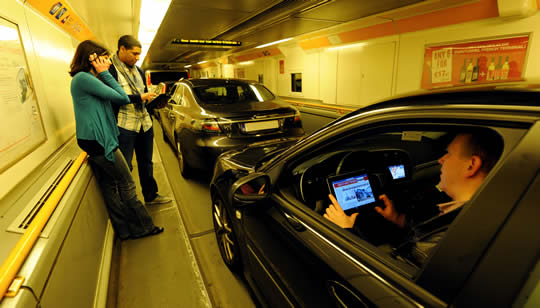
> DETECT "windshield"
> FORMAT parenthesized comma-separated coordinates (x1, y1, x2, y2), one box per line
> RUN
(193, 84, 275, 105)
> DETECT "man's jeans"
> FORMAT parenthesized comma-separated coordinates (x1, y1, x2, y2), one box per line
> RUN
(89, 149, 156, 239)
(118, 126, 158, 202)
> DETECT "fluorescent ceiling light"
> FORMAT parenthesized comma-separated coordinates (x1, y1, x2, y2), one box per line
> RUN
(197, 61, 207, 64)
(239, 61, 254, 65)
(184, 64, 192, 68)
(328, 42, 367, 51)
(255, 38, 293, 49)
(137, 0, 172, 66)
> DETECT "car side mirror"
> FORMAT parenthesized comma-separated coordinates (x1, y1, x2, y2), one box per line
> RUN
(229, 173, 271, 205)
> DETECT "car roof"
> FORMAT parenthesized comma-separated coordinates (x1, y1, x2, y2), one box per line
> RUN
(341, 86, 540, 119)
(179, 78, 259, 87)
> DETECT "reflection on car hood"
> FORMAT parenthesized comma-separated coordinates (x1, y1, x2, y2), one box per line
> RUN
(201, 99, 295, 118)
(219, 137, 301, 168)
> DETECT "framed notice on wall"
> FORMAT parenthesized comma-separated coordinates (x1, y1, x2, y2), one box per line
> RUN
(421, 35, 530, 89)
(0, 18, 46, 173)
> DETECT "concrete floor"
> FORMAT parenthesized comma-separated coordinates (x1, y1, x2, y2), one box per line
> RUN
(109, 121, 255, 308)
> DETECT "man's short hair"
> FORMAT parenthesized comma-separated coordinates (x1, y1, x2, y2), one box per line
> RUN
(118, 35, 141, 50)
(459, 129, 504, 175)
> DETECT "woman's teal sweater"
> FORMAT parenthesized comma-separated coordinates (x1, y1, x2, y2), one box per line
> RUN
(71, 71, 130, 162)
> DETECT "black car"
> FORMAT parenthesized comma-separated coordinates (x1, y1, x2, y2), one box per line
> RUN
(157, 78, 304, 177)
(210, 88, 540, 307)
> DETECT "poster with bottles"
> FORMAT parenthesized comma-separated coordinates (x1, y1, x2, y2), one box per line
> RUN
(421, 36, 529, 89)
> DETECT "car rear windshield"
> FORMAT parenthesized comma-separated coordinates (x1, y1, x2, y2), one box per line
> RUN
(193, 84, 275, 104)
(149, 71, 188, 84)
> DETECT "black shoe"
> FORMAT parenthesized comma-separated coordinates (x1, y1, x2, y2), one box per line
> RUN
(146, 194, 172, 205)
(131, 226, 164, 239)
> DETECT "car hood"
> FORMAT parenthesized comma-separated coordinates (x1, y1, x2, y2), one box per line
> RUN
(201, 99, 296, 118)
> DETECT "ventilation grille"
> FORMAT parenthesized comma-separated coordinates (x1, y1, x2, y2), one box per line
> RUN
(7, 159, 74, 238)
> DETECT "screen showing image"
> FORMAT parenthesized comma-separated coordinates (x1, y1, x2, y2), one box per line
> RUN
(388, 164, 406, 180)
(331, 174, 375, 211)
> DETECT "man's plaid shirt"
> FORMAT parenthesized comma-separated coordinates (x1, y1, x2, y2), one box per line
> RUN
(115, 67, 152, 133)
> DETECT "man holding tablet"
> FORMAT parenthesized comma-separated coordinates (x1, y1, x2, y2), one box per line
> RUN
(323, 130, 502, 266)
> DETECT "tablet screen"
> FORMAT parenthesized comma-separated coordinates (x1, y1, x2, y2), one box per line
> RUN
(388, 164, 406, 180)
(329, 173, 376, 211)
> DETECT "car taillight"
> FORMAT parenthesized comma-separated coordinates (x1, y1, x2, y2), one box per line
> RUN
(202, 122, 220, 132)
(194, 119, 223, 133)
(294, 110, 301, 122)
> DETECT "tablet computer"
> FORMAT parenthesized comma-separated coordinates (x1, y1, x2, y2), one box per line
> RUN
(327, 171, 378, 213)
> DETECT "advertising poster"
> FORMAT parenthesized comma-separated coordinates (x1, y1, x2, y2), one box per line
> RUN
(421, 36, 529, 89)
(0, 18, 46, 173)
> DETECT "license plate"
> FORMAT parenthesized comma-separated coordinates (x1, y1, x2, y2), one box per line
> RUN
(242, 120, 279, 132)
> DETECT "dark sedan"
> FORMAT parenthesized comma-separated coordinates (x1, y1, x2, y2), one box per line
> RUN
(210, 88, 540, 307)
(157, 78, 304, 177)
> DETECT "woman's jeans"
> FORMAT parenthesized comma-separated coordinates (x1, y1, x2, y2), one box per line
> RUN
(88, 149, 156, 239)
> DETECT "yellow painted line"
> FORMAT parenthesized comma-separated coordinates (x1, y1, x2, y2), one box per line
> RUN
(0, 152, 87, 301)
(283, 99, 355, 113)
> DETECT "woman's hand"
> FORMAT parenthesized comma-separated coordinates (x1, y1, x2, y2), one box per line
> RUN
(90, 53, 111, 74)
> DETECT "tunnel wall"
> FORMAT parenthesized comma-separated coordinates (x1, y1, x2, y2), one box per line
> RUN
(0, 1, 111, 307)
(192, 6, 540, 109)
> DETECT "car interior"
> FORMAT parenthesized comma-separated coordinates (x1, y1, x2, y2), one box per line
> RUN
(281, 125, 499, 273)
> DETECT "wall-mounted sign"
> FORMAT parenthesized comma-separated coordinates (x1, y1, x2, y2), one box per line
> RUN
(235, 47, 282, 62)
(171, 39, 241, 47)
(26, 0, 95, 41)
(421, 35, 529, 89)
(0, 18, 46, 173)
(279, 60, 284, 74)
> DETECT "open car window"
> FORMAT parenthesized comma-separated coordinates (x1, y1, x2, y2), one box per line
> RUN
(280, 123, 504, 279)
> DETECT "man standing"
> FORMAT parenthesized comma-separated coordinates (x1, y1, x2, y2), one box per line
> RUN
(109, 35, 171, 205)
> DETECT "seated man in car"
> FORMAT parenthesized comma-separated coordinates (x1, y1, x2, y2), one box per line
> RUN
(324, 130, 502, 266)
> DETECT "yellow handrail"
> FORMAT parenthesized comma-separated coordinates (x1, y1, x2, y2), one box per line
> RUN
(0, 152, 87, 301)
(283, 99, 356, 113)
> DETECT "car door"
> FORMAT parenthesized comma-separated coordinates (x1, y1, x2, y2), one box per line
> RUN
(238, 119, 453, 307)
(237, 109, 536, 307)
(163, 84, 185, 141)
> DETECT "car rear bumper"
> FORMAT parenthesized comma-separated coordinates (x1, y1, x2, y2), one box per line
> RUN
(183, 128, 304, 170)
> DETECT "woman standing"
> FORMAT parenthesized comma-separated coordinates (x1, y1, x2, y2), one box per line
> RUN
(69, 40, 163, 240)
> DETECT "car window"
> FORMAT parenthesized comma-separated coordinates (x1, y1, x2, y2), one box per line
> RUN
(192, 83, 273, 104)
(280, 124, 504, 278)
(149, 71, 188, 84)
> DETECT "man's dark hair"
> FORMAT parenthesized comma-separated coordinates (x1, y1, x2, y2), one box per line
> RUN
(459, 129, 504, 175)
(118, 35, 142, 50)
(69, 40, 109, 77)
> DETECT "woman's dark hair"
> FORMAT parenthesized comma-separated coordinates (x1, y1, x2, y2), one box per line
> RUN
(69, 40, 109, 77)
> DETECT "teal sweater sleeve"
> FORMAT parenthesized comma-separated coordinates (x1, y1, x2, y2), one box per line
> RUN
(75, 71, 130, 105)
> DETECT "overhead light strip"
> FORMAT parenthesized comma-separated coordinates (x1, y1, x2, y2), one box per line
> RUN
(137, 0, 172, 66)
(255, 38, 293, 49)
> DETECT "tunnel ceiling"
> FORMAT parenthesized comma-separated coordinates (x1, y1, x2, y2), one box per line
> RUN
(71, 0, 474, 71)
(144, 0, 426, 69)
